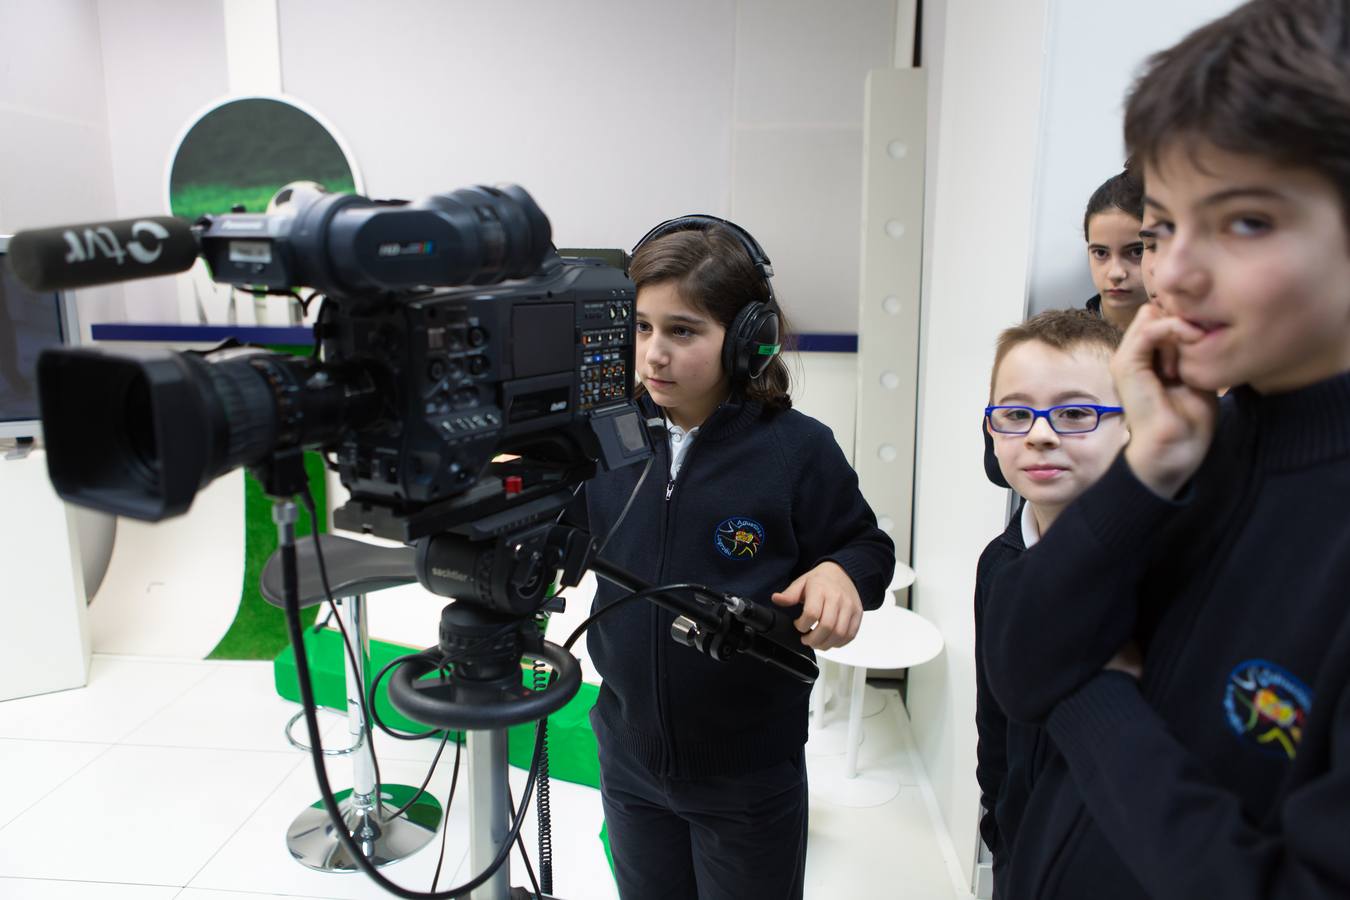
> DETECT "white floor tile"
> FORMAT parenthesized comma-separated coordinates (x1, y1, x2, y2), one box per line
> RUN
(0, 657, 216, 743)
(0, 744, 300, 886)
(0, 739, 111, 829)
(0, 657, 973, 900)
(806, 788, 959, 899)
(358, 724, 457, 765)
(188, 752, 471, 899)
(501, 766, 618, 900)
(122, 662, 347, 754)
(807, 688, 924, 786)
(0, 877, 179, 899)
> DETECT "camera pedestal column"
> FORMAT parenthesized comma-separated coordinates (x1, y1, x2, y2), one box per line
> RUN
(467, 728, 512, 900)
(261, 534, 445, 872)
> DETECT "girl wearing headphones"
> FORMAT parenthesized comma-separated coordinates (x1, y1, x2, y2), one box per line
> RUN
(574, 218, 895, 899)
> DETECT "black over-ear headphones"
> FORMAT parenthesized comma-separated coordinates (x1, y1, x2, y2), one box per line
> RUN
(629, 215, 782, 387)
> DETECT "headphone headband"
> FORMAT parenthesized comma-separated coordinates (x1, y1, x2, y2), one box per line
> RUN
(630, 214, 776, 304)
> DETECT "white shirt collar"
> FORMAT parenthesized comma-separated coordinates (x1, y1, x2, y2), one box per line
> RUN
(665, 417, 700, 440)
(665, 416, 700, 480)
(1020, 501, 1042, 549)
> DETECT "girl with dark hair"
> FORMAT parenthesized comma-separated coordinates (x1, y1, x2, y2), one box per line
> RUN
(1083, 168, 1148, 330)
(573, 219, 894, 899)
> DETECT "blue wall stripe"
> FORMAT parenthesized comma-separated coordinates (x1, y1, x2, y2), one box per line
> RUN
(793, 333, 858, 353)
(92, 324, 861, 354)
(91, 324, 315, 344)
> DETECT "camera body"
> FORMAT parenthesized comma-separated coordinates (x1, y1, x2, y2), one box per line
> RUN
(321, 258, 643, 540)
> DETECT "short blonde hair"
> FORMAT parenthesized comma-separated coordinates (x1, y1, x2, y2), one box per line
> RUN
(989, 309, 1122, 401)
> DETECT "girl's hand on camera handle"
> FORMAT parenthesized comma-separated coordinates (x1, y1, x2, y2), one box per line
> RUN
(1113, 303, 1219, 499)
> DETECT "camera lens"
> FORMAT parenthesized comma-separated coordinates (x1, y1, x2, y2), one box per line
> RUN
(37, 347, 378, 521)
(122, 375, 160, 487)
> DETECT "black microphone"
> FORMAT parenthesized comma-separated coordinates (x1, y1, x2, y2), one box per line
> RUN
(7, 216, 200, 291)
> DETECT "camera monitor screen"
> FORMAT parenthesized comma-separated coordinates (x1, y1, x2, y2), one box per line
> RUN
(0, 235, 78, 440)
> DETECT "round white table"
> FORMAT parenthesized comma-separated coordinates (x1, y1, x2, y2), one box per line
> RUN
(808, 563, 918, 744)
(809, 565, 941, 807)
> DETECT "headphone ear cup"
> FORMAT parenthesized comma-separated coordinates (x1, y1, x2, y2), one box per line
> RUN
(745, 307, 780, 380)
(723, 302, 761, 383)
(722, 302, 780, 385)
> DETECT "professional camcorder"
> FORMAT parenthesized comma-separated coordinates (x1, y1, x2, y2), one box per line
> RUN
(20, 185, 649, 540)
(7, 184, 815, 899)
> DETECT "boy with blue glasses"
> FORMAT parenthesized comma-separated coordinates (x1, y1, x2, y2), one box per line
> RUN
(984, 1, 1350, 896)
(975, 309, 1127, 893)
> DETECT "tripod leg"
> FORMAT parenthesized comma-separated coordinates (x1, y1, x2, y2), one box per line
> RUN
(468, 728, 511, 900)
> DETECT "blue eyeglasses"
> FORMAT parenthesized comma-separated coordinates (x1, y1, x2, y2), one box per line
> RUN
(984, 404, 1123, 435)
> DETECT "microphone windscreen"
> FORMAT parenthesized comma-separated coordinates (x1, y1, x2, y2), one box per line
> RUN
(7, 216, 199, 291)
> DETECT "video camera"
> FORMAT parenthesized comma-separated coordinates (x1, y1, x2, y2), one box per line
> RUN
(18, 184, 650, 541)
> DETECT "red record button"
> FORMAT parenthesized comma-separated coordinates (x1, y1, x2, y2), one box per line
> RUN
(504, 475, 524, 496)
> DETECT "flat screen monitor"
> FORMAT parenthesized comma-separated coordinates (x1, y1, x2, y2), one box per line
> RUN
(0, 235, 81, 441)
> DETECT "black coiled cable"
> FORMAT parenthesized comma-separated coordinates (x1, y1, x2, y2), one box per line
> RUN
(533, 611, 554, 894)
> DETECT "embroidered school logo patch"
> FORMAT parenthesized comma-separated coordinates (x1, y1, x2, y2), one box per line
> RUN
(1223, 659, 1312, 761)
(714, 517, 765, 559)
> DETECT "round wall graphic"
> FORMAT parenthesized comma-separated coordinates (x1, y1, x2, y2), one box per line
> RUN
(167, 95, 362, 219)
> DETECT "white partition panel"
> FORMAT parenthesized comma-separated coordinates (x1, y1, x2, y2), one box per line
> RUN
(854, 68, 925, 571)
(88, 470, 246, 658)
(0, 450, 91, 700)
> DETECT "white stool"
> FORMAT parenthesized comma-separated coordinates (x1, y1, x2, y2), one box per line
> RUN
(261, 534, 443, 871)
(808, 564, 918, 747)
(810, 567, 941, 808)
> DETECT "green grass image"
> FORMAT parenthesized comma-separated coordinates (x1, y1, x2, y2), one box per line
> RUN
(171, 178, 357, 221)
(168, 97, 359, 220)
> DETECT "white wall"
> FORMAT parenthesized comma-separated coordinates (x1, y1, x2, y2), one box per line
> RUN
(96, 0, 230, 320)
(275, 0, 895, 333)
(1025, 0, 1241, 314)
(906, 0, 1049, 886)
(9, 0, 899, 333)
(0, 0, 117, 230)
(0, 0, 125, 331)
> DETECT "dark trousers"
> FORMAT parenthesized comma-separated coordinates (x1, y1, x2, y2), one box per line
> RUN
(595, 733, 809, 900)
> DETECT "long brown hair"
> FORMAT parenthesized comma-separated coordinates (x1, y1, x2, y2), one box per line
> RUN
(628, 224, 793, 410)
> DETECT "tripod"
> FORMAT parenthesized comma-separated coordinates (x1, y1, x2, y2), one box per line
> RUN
(267, 467, 815, 899)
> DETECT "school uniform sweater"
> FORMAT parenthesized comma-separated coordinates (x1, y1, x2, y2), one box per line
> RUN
(974, 502, 1053, 892)
(577, 395, 894, 778)
(983, 371, 1350, 899)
